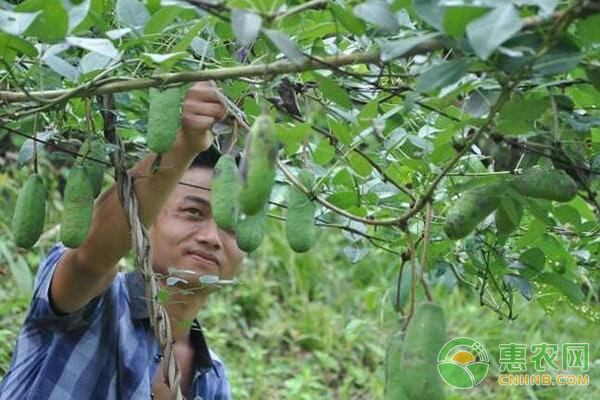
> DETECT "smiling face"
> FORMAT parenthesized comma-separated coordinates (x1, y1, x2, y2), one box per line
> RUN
(149, 167, 246, 287)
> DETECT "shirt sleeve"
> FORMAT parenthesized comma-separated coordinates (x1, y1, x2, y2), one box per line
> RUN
(24, 242, 107, 332)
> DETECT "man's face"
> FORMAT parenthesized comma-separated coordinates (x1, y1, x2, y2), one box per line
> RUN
(149, 167, 246, 287)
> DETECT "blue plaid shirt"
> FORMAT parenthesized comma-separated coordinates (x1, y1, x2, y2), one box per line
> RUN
(0, 243, 232, 400)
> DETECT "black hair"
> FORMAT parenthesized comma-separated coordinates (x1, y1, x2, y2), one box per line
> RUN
(189, 145, 241, 170)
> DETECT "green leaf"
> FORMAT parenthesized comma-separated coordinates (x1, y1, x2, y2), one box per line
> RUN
(263, 29, 306, 64)
(172, 20, 208, 53)
(116, 0, 150, 32)
(413, 0, 444, 31)
(536, 234, 571, 264)
(313, 139, 335, 165)
(416, 59, 471, 93)
(356, 100, 378, 129)
(231, 8, 262, 46)
(584, 66, 600, 93)
(497, 34, 581, 77)
(537, 272, 584, 304)
(190, 37, 214, 59)
(0, 33, 38, 57)
(497, 97, 550, 135)
(519, 248, 545, 271)
(466, 4, 523, 60)
(442, 6, 487, 38)
(500, 196, 520, 225)
(530, 40, 581, 76)
(66, 36, 119, 59)
(516, 219, 546, 248)
(330, 4, 366, 36)
(326, 191, 359, 209)
(312, 72, 353, 110)
(504, 274, 533, 301)
(106, 28, 132, 40)
(354, 0, 398, 32)
(513, 0, 558, 17)
(332, 168, 354, 189)
(15, 0, 68, 42)
(144, 5, 182, 35)
(0, 10, 40, 36)
(576, 14, 600, 46)
(79, 51, 112, 74)
(525, 198, 553, 226)
(43, 54, 79, 81)
(379, 32, 440, 63)
(329, 118, 352, 145)
(277, 123, 310, 155)
(553, 204, 580, 227)
(141, 52, 187, 65)
(64, 0, 91, 33)
(348, 153, 372, 177)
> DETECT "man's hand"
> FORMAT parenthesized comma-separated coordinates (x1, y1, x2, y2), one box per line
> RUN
(180, 81, 226, 154)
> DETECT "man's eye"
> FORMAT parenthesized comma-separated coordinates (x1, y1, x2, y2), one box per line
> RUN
(185, 208, 203, 217)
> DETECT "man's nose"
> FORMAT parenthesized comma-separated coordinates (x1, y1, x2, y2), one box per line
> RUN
(194, 218, 222, 251)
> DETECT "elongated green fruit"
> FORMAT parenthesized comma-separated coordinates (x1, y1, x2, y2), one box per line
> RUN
(239, 115, 278, 216)
(385, 332, 407, 400)
(235, 205, 268, 252)
(401, 303, 446, 400)
(147, 87, 183, 154)
(211, 154, 239, 231)
(495, 198, 523, 236)
(12, 174, 46, 248)
(83, 138, 107, 198)
(286, 170, 316, 253)
(511, 166, 577, 202)
(61, 166, 94, 248)
(444, 183, 507, 239)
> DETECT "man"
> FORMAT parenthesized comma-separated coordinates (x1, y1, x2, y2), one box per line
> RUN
(0, 81, 246, 399)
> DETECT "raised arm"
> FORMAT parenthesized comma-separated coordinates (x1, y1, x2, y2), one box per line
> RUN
(50, 82, 225, 314)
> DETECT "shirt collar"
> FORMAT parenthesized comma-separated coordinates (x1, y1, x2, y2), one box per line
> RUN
(124, 271, 219, 378)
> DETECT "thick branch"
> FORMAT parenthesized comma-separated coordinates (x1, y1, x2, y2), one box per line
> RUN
(0, 50, 386, 103)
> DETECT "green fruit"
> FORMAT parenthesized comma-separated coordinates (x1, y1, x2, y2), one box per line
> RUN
(385, 331, 407, 400)
(12, 174, 46, 249)
(61, 166, 94, 248)
(147, 87, 183, 154)
(444, 183, 507, 239)
(401, 303, 446, 400)
(235, 205, 268, 252)
(83, 138, 107, 198)
(239, 115, 278, 216)
(286, 170, 317, 253)
(511, 166, 577, 202)
(211, 154, 239, 232)
(494, 198, 523, 236)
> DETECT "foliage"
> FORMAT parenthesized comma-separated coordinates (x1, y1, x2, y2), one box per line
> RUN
(1, 0, 600, 397)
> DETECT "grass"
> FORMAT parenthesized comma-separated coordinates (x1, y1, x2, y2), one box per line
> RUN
(0, 219, 598, 399)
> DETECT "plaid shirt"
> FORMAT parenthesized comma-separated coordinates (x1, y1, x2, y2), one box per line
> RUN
(0, 243, 231, 400)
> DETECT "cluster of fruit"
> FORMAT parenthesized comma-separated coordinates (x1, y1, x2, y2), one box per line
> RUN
(12, 138, 106, 249)
(212, 115, 317, 253)
(12, 87, 318, 254)
(444, 166, 578, 239)
(149, 86, 318, 253)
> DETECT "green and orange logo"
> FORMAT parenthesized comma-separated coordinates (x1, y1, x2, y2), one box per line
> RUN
(437, 337, 489, 389)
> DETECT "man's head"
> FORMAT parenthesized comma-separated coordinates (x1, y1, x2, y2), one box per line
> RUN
(149, 147, 246, 290)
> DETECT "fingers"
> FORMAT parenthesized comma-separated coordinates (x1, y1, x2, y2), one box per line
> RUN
(184, 81, 222, 104)
(182, 99, 226, 119)
(182, 113, 217, 133)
